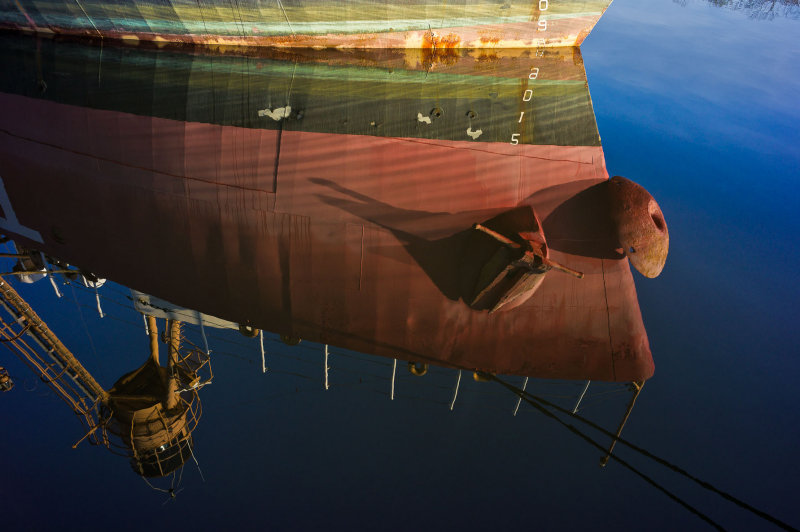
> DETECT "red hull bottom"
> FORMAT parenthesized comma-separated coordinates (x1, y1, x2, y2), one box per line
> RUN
(0, 94, 653, 381)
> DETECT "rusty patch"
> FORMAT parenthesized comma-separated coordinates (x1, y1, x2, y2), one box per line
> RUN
(422, 31, 461, 49)
(574, 27, 591, 47)
(571, 46, 585, 67)
(608, 176, 669, 278)
(419, 32, 462, 67)
(0, 19, 594, 50)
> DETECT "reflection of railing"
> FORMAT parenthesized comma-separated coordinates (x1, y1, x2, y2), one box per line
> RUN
(263, 335, 640, 420)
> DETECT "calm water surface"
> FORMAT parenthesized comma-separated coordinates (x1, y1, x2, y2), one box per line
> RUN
(1, 1, 798, 530)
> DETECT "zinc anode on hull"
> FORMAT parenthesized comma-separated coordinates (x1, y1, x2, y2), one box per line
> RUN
(2, 0, 613, 48)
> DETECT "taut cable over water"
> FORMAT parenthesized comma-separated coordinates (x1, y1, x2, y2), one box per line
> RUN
(482, 373, 799, 532)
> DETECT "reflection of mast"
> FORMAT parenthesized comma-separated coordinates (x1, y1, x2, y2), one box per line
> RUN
(0, 277, 210, 478)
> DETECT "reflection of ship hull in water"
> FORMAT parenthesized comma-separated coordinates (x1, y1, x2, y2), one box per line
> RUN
(0, 39, 655, 382)
(0, 0, 613, 49)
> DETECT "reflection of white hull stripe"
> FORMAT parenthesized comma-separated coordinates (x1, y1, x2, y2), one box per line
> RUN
(11, 13, 601, 35)
(132, 290, 238, 330)
(0, 177, 43, 244)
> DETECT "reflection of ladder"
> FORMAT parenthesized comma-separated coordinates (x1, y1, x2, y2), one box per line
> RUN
(0, 277, 107, 447)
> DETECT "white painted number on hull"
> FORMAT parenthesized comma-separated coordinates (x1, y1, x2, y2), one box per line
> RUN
(538, 0, 548, 31)
(512, 2, 551, 145)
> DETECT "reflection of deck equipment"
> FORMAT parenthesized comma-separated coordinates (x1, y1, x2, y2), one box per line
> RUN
(0, 366, 13, 391)
(0, 277, 211, 478)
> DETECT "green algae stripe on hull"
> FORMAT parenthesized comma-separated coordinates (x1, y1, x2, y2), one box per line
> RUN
(0, 35, 600, 146)
(2, 0, 613, 47)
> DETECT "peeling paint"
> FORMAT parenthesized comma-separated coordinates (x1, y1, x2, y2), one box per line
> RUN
(416, 113, 431, 124)
(466, 127, 483, 139)
(258, 106, 292, 121)
(422, 31, 462, 50)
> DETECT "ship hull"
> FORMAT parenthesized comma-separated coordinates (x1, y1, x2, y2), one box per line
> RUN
(1, 0, 612, 48)
(0, 94, 651, 382)
(0, 37, 652, 382)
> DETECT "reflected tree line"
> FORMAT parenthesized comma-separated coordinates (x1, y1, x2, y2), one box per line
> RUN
(675, 0, 799, 18)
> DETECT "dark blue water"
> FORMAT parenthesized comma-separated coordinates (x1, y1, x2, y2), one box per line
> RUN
(1, 1, 798, 530)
